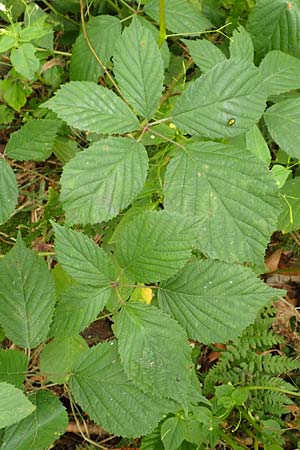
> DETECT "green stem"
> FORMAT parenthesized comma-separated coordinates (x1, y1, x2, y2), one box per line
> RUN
(0, 252, 55, 259)
(240, 385, 300, 398)
(39, 0, 79, 26)
(36, 47, 72, 57)
(158, 0, 166, 48)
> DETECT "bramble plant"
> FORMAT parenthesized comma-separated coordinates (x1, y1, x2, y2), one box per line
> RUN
(1, 0, 300, 448)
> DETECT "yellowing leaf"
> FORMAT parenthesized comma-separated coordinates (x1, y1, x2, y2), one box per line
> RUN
(130, 284, 153, 304)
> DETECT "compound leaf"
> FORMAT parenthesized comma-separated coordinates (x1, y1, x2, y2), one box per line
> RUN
(0, 382, 35, 429)
(6, 119, 61, 161)
(259, 50, 300, 97)
(173, 58, 266, 138)
(182, 39, 226, 73)
(1, 390, 68, 450)
(163, 141, 279, 264)
(43, 81, 139, 134)
(113, 18, 164, 119)
(114, 302, 193, 403)
(0, 236, 56, 348)
(158, 260, 284, 344)
(60, 137, 148, 225)
(69, 341, 170, 437)
(0, 159, 18, 225)
(264, 97, 300, 160)
(0, 350, 27, 389)
(115, 211, 198, 283)
(70, 15, 121, 82)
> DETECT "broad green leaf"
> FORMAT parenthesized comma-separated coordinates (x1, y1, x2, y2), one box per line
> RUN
(141, 427, 165, 450)
(278, 177, 300, 233)
(0, 34, 17, 53)
(136, 16, 170, 69)
(70, 15, 121, 82)
(164, 141, 279, 264)
(271, 165, 291, 188)
(113, 18, 164, 119)
(40, 336, 88, 383)
(229, 25, 254, 62)
(10, 43, 40, 79)
(52, 264, 76, 297)
(1, 390, 68, 450)
(1, 79, 27, 111)
(52, 135, 78, 164)
(50, 284, 111, 337)
(115, 211, 198, 283)
(173, 58, 266, 138)
(259, 51, 300, 97)
(264, 98, 300, 160)
(245, 124, 271, 165)
(0, 159, 18, 225)
(0, 236, 56, 348)
(161, 417, 184, 450)
(19, 18, 53, 42)
(0, 350, 27, 388)
(69, 341, 170, 437)
(114, 303, 193, 403)
(246, 0, 300, 61)
(52, 223, 117, 286)
(158, 260, 284, 344)
(43, 81, 139, 134)
(0, 382, 35, 429)
(144, 0, 212, 35)
(6, 119, 61, 161)
(60, 137, 148, 225)
(182, 39, 226, 72)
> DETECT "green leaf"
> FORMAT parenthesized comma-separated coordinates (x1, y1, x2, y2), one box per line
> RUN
(271, 165, 291, 188)
(246, 0, 300, 61)
(52, 135, 78, 164)
(60, 137, 148, 225)
(69, 341, 170, 438)
(259, 50, 300, 97)
(42, 81, 139, 134)
(229, 25, 254, 63)
(0, 34, 17, 53)
(141, 427, 164, 450)
(136, 16, 170, 69)
(264, 97, 300, 160)
(164, 141, 279, 264)
(1, 390, 68, 450)
(245, 124, 271, 165)
(0, 158, 18, 225)
(144, 0, 212, 35)
(0, 382, 35, 429)
(161, 417, 184, 450)
(173, 58, 266, 138)
(0, 236, 56, 348)
(113, 303, 193, 403)
(6, 119, 61, 161)
(113, 18, 164, 119)
(70, 15, 121, 82)
(278, 177, 300, 233)
(19, 18, 53, 42)
(158, 260, 284, 344)
(1, 79, 27, 111)
(40, 336, 88, 384)
(182, 39, 226, 72)
(10, 43, 40, 79)
(50, 284, 111, 337)
(115, 211, 198, 283)
(0, 350, 27, 389)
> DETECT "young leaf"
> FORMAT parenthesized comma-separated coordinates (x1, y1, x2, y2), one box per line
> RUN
(42, 81, 139, 134)
(113, 302, 193, 403)
(259, 50, 300, 97)
(70, 15, 121, 82)
(0, 382, 35, 429)
(0, 350, 27, 389)
(1, 390, 68, 450)
(245, 125, 271, 165)
(52, 223, 117, 286)
(0, 236, 56, 348)
(0, 158, 18, 225)
(0, 34, 17, 53)
(246, 0, 300, 60)
(6, 119, 61, 161)
(10, 43, 40, 79)
(161, 417, 184, 450)
(229, 25, 254, 63)
(264, 97, 300, 160)
(182, 39, 226, 73)
(158, 260, 284, 344)
(164, 141, 279, 264)
(69, 341, 170, 438)
(59, 137, 148, 225)
(115, 211, 198, 283)
(113, 18, 164, 119)
(40, 336, 88, 384)
(144, 0, 212, 34)
(173, 58, 266, 138)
